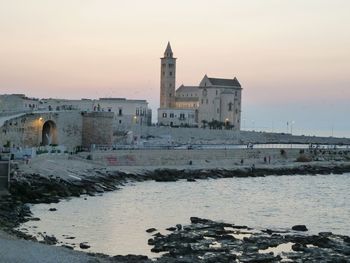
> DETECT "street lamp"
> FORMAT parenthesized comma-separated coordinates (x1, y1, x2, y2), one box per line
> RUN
(291, 121, 295, 135)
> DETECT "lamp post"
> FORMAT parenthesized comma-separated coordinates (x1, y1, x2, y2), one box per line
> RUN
(291, 121, 295, 135)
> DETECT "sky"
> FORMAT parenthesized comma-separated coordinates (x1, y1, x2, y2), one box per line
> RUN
(0, 0, 349, 137)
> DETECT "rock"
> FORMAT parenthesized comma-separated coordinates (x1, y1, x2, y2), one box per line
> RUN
(292, 243, 306, 251)
(79, 242, 90, 249)
(190, 217, 211, 224)
(146, 228, 157, 233)
(49, 208, 57, 211)
(186, 178, 196, 182)
(292, 225, 308, 231)
(112, 255, 150, 262)
(42, 235, 58, 245)
(166, 227, 177, 231)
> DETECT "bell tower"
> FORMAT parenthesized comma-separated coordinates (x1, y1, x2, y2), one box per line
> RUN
(160, 42, 176, 108)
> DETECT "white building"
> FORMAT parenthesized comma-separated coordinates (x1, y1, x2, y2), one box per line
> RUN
(95, 98, 151, 130)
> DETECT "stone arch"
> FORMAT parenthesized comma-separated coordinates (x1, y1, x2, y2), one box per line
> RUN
(42, 120, 58, 146)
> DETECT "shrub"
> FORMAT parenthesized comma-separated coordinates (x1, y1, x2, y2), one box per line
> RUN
(296, 154, 312, 162)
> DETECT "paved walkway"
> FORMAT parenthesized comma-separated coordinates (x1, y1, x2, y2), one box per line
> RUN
(0, 231, 107, 263)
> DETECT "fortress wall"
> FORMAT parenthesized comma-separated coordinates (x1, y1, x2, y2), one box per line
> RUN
(82, 112, 114, 147)
(0, 112, 83, 149)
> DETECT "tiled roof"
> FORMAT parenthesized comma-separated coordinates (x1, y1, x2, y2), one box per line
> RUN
(176, 85, 199, 93)
(208, 77, 241, 87)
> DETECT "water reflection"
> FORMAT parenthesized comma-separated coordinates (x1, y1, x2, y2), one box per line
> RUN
(20, 173, 350, 257)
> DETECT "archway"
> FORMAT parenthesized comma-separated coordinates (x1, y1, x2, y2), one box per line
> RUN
(42, 120, 58, 146)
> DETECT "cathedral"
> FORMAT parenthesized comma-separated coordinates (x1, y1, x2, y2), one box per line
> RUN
(157, 42, 242, 130)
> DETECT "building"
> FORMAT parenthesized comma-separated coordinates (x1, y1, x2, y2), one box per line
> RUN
(157, 42, 242, 130)
(0, 94, 40, 113)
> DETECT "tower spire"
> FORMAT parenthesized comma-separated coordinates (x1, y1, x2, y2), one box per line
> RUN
(164, 42, 173, 58)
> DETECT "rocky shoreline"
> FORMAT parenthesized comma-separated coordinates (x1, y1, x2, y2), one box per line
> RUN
(1, 161, 350, 262)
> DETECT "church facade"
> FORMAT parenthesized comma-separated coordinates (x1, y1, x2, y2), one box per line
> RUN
(158, 43, 242, 130)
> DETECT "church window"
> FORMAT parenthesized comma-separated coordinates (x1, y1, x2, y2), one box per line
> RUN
(136, 108, 139, 116)
(118, 108, 123, 116)
(162, 113, 167, 118)
(170, 113, 174, 118)
(169, 71, 173, 76)
(228, 102, 233, 111)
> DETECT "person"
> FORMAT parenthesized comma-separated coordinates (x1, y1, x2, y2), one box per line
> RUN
(240, 159, 244, 165)
(251, 164, 255, 173)
(268, 155, 271, 164)
(264, 156, 267, 163)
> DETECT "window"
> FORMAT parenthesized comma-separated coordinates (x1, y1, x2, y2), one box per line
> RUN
(169, 71, 173, 76)
(206, 99, 208, 104)
(235, 109, 239, 114)
(169, 93, 172, 97)
(169, 83, 172, 87)
(216, 90, 218, 95)
(228, 102, 233, 111)
(235, 91, 238, 96)
(202, 89, 207, 96)
(162, 113, 167, 118)
(170, 113, 174, 118)
(136, 108, 139, 116)
(179, 113, 185, 120)
(119, 120, 122, 124)
(162, 71, 165, 76)
(168, 64, 174, 68)
(118, 108, 123, 116)
(201, 99, 204, 104)
(217, 108, 219, 113)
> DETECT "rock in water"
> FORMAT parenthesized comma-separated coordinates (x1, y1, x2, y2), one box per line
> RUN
(146, 228, 157, 233)
(292, 225, 308, 231)
(79, 242, 90, 249)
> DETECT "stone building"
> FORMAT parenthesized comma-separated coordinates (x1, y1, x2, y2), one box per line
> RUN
(157, 43, 242, 130)
(0, 94, 40, 113)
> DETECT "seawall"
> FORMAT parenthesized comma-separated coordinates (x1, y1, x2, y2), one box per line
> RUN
(82, 148, 349, 166)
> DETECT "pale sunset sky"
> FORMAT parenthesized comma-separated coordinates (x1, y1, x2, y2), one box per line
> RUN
(0, 0, 349, 137)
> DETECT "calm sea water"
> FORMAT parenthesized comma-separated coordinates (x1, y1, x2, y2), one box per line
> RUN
(20, 173, 350, 257)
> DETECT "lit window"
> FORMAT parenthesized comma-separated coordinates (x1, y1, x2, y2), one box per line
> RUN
(162, 113, 167, 118)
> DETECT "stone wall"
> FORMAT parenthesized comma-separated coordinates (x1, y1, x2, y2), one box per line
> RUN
(85, 148, 303, 166)
(131, 126, 350, 145)
(82, 112, 114, 147)
(0, 112, 83, 150)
